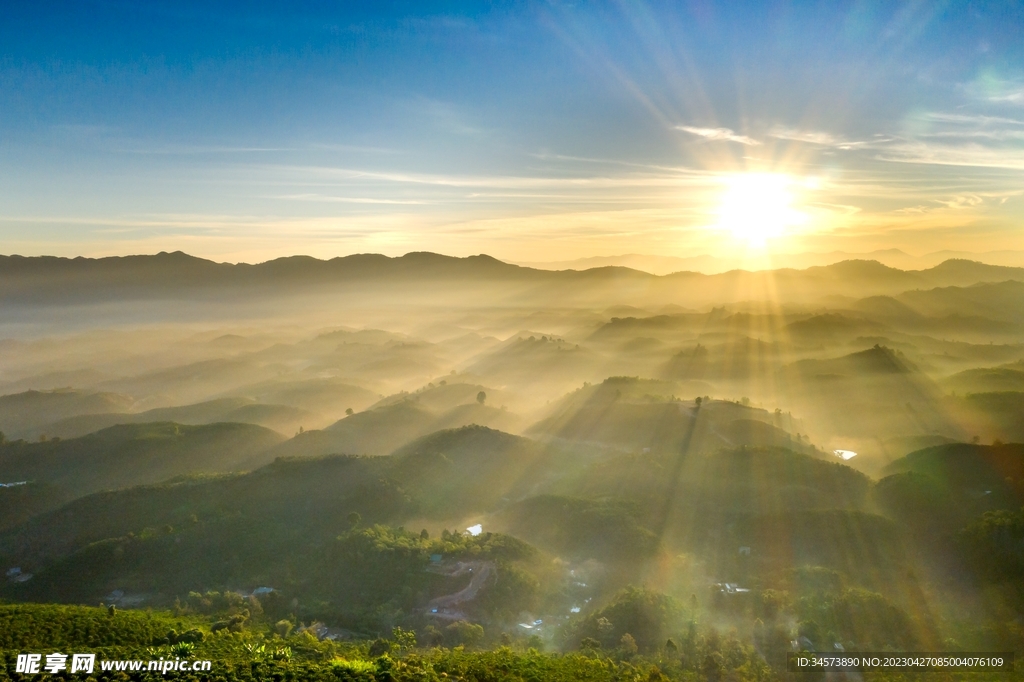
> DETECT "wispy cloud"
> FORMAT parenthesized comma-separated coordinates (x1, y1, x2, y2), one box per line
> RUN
(988, 87, 1024, 104)
(874, 110, 1024, 169)
(675, 126, 761, 146)
(922, 112, 1024, 126)
(876, 143, 1024, 170)
(963, 77, 1024, 106)
(769, 127, 872, 150)
(271, 164, 719, 190)
(273, 194, 427, 205)
(124, 145, 294, 155)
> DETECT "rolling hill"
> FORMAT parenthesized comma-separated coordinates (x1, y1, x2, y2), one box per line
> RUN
(0, 389, 134, 437)
(942, 362, 1024, 394)
(389, 425, 550, 515)
(22, 397, 325, 440)
(0, 422, 286, 499)
(267, 398, 527, 459)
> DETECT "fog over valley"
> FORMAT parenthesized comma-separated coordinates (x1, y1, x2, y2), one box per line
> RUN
(2, 251, 1023, 674)
(4, 1, 1024, 675)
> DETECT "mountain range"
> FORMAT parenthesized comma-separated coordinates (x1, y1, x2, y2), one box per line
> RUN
(3, 251, 1023, 310)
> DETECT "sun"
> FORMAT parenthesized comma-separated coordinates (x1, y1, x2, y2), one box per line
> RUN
(715, 173, 808, 247)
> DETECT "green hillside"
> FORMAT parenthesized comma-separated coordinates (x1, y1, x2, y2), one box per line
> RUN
(0, 603, 204, 649)
(0, 455, 408, 604)
(0, 388, 133, 437)
(783, 313, 887, 344)
(531, 379, 808, 456)
(0, 602, 776, 682)
(0, 422, 285, 498)
(883, 441, 1024, 505)
(268, 398, 527, 460)
(390, 425, 547, 516)
(464, 335, 600, 388)
(369, 381, 509, 413)
(268, 401, 439, 458)
(778, 345, 963, 441)
(494, 495, 657, 562)
(789, 344, 917, 377)
(0, 481, 71, 532)
(28, 398, 322, 440)
(943, 364, 1024, 393)
(898, 280, 1024, 323)
(235, 376, 380, 416)
(959, 391, 1024, 441)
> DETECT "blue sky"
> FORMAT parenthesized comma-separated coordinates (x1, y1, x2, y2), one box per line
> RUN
(2, 1, 1023, 262)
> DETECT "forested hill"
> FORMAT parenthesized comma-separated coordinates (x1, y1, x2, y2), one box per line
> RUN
(1, 251, 1022, 307)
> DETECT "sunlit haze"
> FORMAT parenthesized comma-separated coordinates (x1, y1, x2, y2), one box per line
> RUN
(3, 3, 1024, 673)
(714, 174, 808, 247)
(2, 2, 1023, 266)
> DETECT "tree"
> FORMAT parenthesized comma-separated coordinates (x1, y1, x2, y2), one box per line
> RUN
(347, 511, 361, 529)
(274, 620, 293, 638)
(391, 626, 416, 651)
(619, 633, 638, 656)
(476, 391, 487, 405)
(701, 652, 724, 682)
(445, 620, 484, 648)
(346, 408, 354, 416)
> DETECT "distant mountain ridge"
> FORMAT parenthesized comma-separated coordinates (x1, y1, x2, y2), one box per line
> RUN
(2, 251, 1023, 308)
(519, 249, 1024, 274)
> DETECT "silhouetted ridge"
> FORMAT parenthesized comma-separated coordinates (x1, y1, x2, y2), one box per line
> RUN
(847, 345, 916, 373)
(3, 252, 1022, 306)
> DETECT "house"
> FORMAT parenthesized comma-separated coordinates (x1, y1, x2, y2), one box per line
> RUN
(738, 546, 751, 556)
(717, 582, 750, 594)
(430, 554, 443, 564)
(791, 636, 814, 651)
(6, 567, 22, 578)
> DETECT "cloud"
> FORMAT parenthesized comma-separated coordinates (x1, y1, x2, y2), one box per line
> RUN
(963, 77, 1024, 106)
(876, 142, 1024, 170)
(922, 112, 1024, 126)
(675, 126, 761, 146)
(124, 145, 294, 155)
(273, 194, 427, 205)
(769, 127, 871, 149)
(988, 88, 1024, 104)
(872, 110, 1024, 169)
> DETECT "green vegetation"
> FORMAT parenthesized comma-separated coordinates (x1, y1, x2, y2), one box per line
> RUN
(0, 389, 133, 438)
(497, 495, 657, 562)
(960, 391, 1024, 441)
(0, 481, 70, 532)
(0, 603, 203, 649)
(960, 506, 1024, 608)
(564, 587, 683, 651)
(883, 442, 1024, 516)
(321, 525, 537, 628)
(0, 602, 784, 682)
(0, 422, 285, 500)
(2, 256, 1024, 679)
